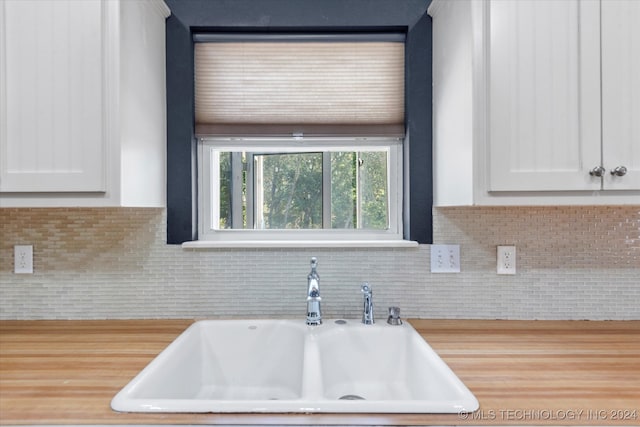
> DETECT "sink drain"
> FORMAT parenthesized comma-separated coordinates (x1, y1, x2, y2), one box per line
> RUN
(338, 394, 365, 400)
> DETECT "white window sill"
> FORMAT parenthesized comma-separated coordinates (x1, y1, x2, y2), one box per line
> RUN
(182, 240, 419, 249)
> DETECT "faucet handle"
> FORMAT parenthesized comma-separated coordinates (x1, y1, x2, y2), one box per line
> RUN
(387, 306, 403, 325)
(361, 283, 372, 294)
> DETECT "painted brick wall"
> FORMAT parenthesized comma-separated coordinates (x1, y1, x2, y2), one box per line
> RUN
(1, 206, 638, 320)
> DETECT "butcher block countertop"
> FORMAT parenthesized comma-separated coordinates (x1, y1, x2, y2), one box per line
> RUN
(1, 319, 639, 426)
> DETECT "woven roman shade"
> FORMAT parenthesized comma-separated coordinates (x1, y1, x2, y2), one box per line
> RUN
(194, 35, 405, 137)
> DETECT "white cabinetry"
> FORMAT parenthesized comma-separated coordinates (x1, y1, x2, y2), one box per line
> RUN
(0, 0, 105, 193)
(430, 0, 640, 206)
(601, 0, 640, 191)
(0, 0, 169, 207)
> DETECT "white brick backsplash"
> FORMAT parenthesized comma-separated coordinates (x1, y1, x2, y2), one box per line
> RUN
(1, 206, 638, 320)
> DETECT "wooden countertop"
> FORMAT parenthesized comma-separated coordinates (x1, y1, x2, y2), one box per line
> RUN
(1, 319, 639, 426)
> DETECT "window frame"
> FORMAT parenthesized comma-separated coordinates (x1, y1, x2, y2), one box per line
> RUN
(164, 0, 433, 245)
(197, 137, 404, 243)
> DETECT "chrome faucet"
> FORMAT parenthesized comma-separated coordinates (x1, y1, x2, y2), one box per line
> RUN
(306, 257, 322, 326)
(361, 283, 374, 324)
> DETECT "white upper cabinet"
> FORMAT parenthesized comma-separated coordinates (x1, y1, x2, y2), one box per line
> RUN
(430, 0, 640, 206)
(0, 0, 105, 192)
(488, 0, 602, 192)
(0, 0, 170, 207)
(601, 0, 640, 191)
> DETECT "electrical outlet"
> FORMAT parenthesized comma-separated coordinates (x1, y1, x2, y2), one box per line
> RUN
(431, 244, 461, 273)
(497, 245, 516, 275)
(14, 245, 33, 274)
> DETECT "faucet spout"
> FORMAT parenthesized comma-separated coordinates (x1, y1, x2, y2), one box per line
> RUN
(361, 283, 374, 324)
(306, 257, 322, 326)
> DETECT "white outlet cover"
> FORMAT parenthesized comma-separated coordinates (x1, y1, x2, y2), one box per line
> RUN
(430, 244, 461, 273)
(497, 245, 516, 275)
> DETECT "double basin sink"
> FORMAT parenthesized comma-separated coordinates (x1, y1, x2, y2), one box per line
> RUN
(111, 319, 478, 413)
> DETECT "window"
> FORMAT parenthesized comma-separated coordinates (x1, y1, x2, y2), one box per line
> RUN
(164, 1, 433, 245)
(198, 138, 403, 242)
(193, 33, 410, 244)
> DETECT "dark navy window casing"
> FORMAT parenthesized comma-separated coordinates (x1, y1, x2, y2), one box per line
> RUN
(165, 0, 433, 244)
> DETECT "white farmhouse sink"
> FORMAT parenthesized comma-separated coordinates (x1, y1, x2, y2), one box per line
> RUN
(111, 319, 478, 413)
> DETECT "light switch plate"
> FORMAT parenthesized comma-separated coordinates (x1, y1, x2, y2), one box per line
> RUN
(14, 245, 33, 274)
(430, 244, 461, 273)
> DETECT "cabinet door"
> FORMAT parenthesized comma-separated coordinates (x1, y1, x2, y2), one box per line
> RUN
(601, 0, 640, 191)
(0, 0, 105, 192)
(488, 0, 601, 192)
